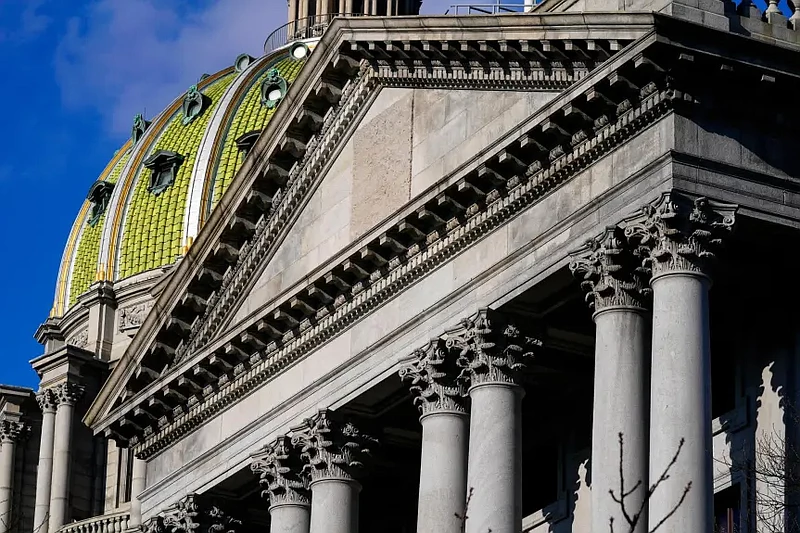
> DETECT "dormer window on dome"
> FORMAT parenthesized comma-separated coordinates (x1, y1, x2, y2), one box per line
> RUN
(132, 113, 151, 144)
(261, 68, 288, 109)
(144, 150, 184, 196)
(182, 85, 210, 125)
(86, 180, 115, 227)
(235, 130, 261, 160)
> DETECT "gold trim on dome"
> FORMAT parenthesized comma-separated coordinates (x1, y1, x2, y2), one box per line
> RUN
(53, 143, 131, 316)
(106, 68, 234, 280)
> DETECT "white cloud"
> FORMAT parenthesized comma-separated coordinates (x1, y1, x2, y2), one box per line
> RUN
(55, 0, 285, 135)
(0, 0, 51, 43)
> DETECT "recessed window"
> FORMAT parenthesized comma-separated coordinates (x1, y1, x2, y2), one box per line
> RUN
(86, 180, 115, 226)
(143, 150, 184, 196)
(235, 53, 256, 73)
(261, 67, 288, 109)
(182, 85, 210, 125)
(132, 113, 150, 144)
(235, 130, 261, 160)
(290, 42, 310, 61)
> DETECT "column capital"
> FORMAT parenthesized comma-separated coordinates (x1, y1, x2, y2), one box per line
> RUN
(623, 192, 737, 281)
(144, 495, 241, 533)
(569, 225, 651, 313)
(52, 382, 85, 406)
(251, 435, 310, 507)
(291, 409, 377, 483)
(0, 420, 28, 443)
(448, 308, 541, 388)
(36, 389, 58, 414)
(399, 338, 467, 416)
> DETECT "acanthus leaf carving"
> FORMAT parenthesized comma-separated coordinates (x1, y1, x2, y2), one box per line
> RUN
(119, 302, 154, 332)
(399, 338, 466, 415)
(291, 409, 377, 482)
(145, 495, 240, 533)
(250, 435, 310, 506)
(447, 308, 542, 387)
(0, 420, 29, 443)
(623, 192, 737, 279)
(568, 225, 651, 312)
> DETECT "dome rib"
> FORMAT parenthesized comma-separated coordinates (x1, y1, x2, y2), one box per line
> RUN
(115, 71, 236, 280)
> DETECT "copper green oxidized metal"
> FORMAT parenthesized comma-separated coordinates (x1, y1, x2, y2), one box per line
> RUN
(261, 68, 288, 109)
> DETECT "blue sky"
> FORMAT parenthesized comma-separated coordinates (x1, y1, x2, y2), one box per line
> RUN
(0, 0, 457, 389)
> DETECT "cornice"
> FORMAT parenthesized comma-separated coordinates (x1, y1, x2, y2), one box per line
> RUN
(85, 14, 656, 433)
(119, 35, 683, 457)
(89, 13, 800, 454)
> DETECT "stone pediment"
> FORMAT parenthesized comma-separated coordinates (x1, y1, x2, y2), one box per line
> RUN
(84, 12, 800, 456)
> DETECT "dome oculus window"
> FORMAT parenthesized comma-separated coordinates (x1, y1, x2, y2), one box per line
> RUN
(132, 113, 151, 144)
(289, 42, 310, 61)
(235, 130, 262, 160)
(143, 150, 185, 196)
(86, 181, 115, 227)
(261, 68, 288, 109)
(182, 85, 211, 125)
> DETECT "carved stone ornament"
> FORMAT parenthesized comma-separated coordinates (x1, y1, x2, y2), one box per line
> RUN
(568, 225, 652, 312)
(291, 409, 378, 482)
(0, 420, 28, 443)
(36, 388, 58, 413)
(447, 308, 542, 388)
(52, 382, 86, 406)
(66, 328, 89, 348)
(146, 495, 241, 533)
(182, 85, 210, 125)
(623, 192, 738, 280)
(261, 67, 288, 109)
(132, 113, 151, 144)
(399, 338, 467, 416)
(251, 435, 310, 506)
(119, 302, 154, 332)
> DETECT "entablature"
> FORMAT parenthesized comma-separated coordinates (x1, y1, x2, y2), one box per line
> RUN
(87, 12, 800, 457)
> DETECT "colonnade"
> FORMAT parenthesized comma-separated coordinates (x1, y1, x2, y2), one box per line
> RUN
(24, 382, 85, 533)
(243, 192, 737, 533)
(569, 192, 737, 533)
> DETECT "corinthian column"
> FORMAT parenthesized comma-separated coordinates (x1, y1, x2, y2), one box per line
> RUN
(448, 309, 541, 533)
(128, 455, 147, 530)
(292, 410, 376, 533)
(33, 389, 58, 533)
(400, 339, 468, 533)
(251, 436, 311, 533)
(0, 420, 27, 533)
(624, 192, 737, 533)
(49, 382, 85, 533)
(570, 226, 651, 533)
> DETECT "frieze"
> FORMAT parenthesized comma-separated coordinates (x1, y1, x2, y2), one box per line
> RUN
(66, 329, 89, 348)
(132, 59, 684, 458)
(119, 302, 154, 332)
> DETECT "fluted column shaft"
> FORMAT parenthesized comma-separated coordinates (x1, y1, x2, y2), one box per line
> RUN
(128, 456, 147, 530)
(570, 226, 651, 533)
(400, 339, 469, 533)
(33, 390, 58, 533)
(448, 309, 540, 533)
(624, 192, 736, 533)
(49, 383, 85, 533)
(0, 421, 26, 533)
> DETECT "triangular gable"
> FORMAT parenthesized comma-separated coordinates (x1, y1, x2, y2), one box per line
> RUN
(85, 13, 657, 445)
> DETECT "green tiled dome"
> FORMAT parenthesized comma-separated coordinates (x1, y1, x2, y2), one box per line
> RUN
(53, 42, 317, 317)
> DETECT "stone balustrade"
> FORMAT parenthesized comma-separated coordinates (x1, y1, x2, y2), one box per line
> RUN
(56, 510, 130, 533)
